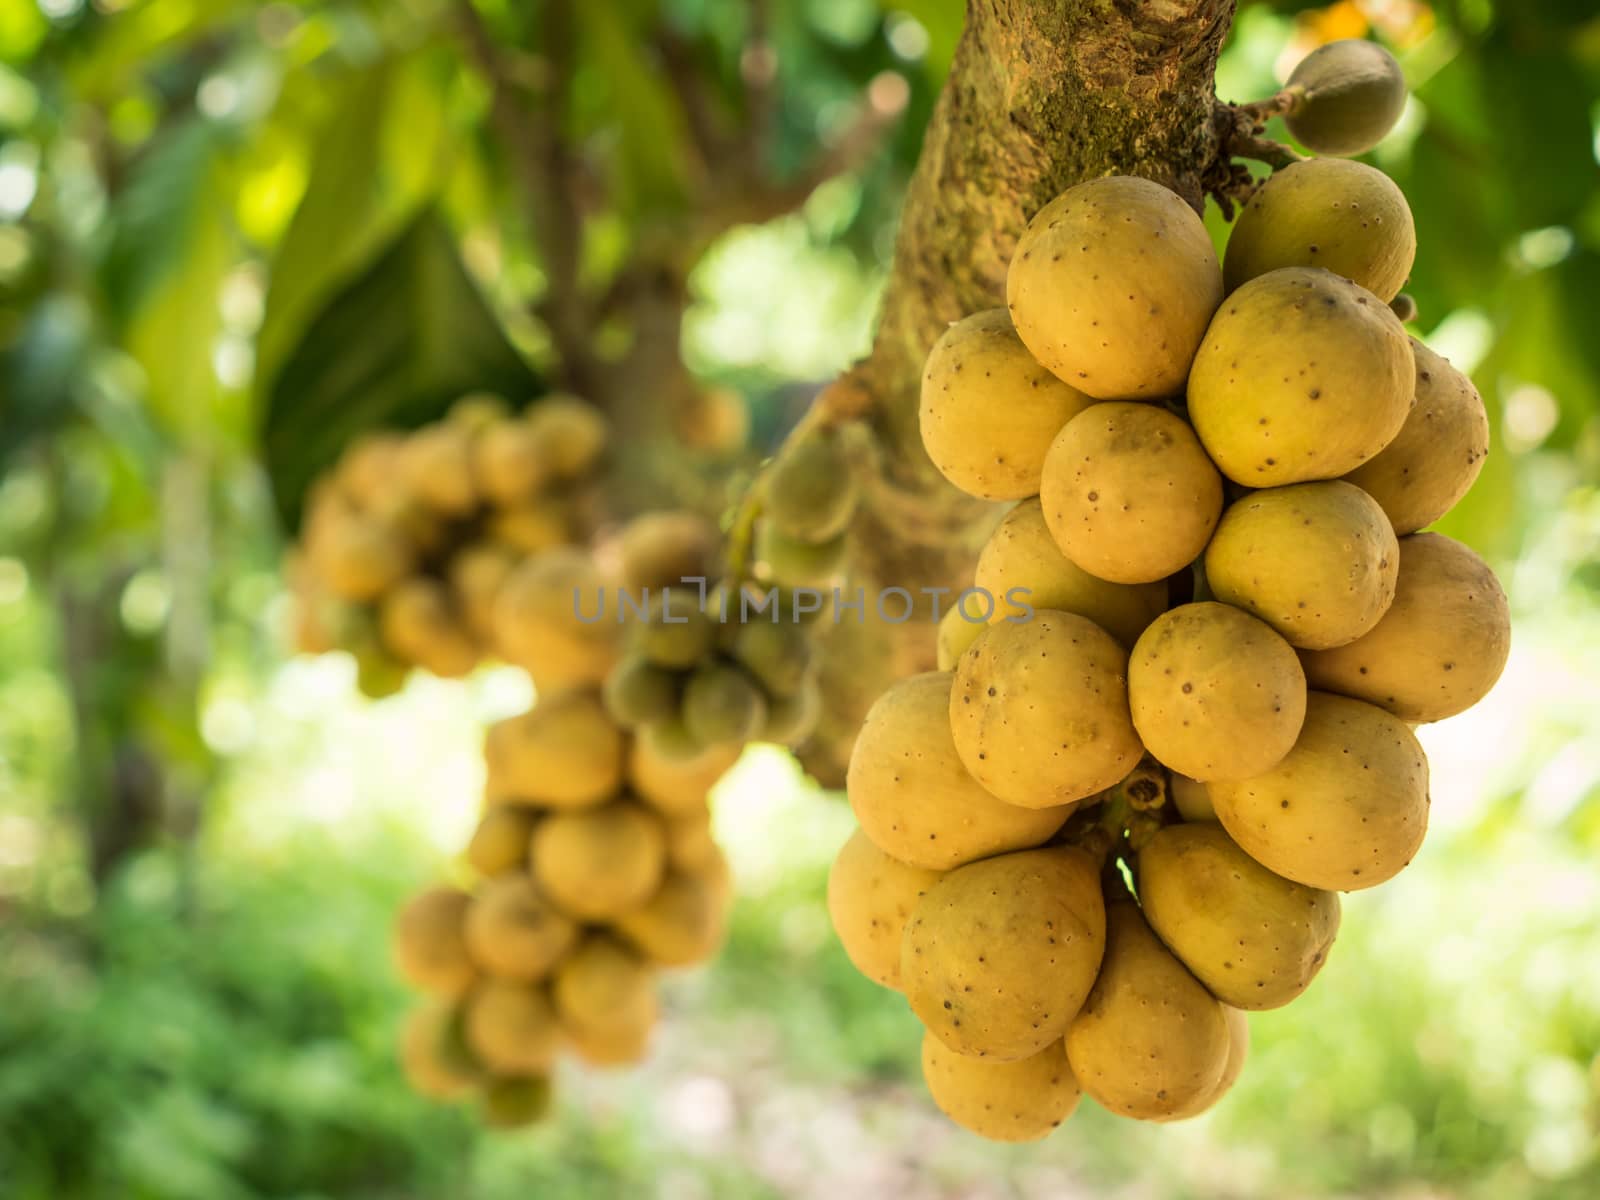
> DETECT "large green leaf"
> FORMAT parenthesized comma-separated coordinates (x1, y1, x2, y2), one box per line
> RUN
(103, 118, 237, 445)
(254, 54, 450, 410)
(260, 210, 539, 531)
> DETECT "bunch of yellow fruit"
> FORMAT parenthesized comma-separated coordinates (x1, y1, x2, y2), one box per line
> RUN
(392, 686, 736, 1125)
(833, 133, 1508, 1138)
(290, 394, 608, 694)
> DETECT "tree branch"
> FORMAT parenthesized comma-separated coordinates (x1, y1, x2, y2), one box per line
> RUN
(702, 72, 910, 230)
(798, 0, 1239, 783)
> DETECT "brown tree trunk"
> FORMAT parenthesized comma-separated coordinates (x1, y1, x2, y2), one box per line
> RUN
(804, 0, 1238, 782)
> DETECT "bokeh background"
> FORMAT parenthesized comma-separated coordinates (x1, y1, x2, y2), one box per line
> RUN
(3, 1, 1600, 1197)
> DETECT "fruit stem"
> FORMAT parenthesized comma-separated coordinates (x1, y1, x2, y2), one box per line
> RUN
(1230, 133, 1305, 170)
(722, 480, 765, 585)
(1119, 756, 1168, 813)
(1236, 86, 1305, 128)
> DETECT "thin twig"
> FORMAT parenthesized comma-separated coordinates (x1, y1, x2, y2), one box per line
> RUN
(656, 26, 725, 176)
(708, 74, 910, 229)
(740, 0, 777, 169)
(1229, 132, 1305, 170)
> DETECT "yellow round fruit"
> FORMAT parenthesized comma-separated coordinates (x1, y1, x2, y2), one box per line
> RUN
(759, 675, 821, 746)
(463, 874, 578, 982)
(617, 511, 718, 593)
(904, 846, 1106, 1061)
(1223, 158, 1416, 301)
(1169, 773, 1217, 822)
(826, 828, 943, 991)
(1342, 342, 1489, 535)
(764, 429, 858, 543)
(1205, 481, 1398, 650)
(935, 600, 987, 671)
(366, 491, 449, 557)
(393, 886, 475, 996)
(661, 811, 719, 873)
(628, 728, 741, 818)
(973, 498, 1166, 647)
(311, 512, 413, 602)
(485, 497, 574, 554)
(449, 543, 518, 645)
(1210, 691, 1429, 891)
(1285, 39, 1408, 158)
(1138, 822, 1340, 1010)
(921, 1033, 1082, 1142)
(674, 386, 749, 456)
(530, 800, 667, 921)
(336, 432, 405, 508)
(950, 612, 1141, 808)
(601, 654, 682, 728)
(354, 644, 408, 700)
(1158, 1005, 1249, 1122)
(525, 396, 608, 479)
(728, 618, 813, 698)
(448, 393, 509, 429)
(483, 691, 624, 809)
(378, 578, 478, 678)
(566, 1021, 651, 1068)
(1188, 267, 1414, 486)
(465, 807, 539, 878)
(681, 660, 767, 746)
(631, 588, 718, 670)
(613, 872, 726, 967)
(401, 423, 478, 516)
(463, 979, 560, 1074)
(1006, 176, 1223, 400)
(472, 418, 548, 506)
(398, 1002, 478, 1099)
(755, 524, 847, 590)
(551, 936, 657, 1041)
(693, 846, 732, 908)
(1128, 602, 1307, 781)
(1040, 402, 1222, 584)
(480, 1074, 553, 1127)
(1301, 532, 1510, 723)
(1065, 900, 1231, 1121)
(492, 547, 620, 689)
(919, 308, 1097, 500)
(846, 671, 1073, 869)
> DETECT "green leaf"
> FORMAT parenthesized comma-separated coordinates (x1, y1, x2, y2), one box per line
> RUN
(572, 2, 694, 217)
(104, 119, 237, 444)
(260, 210, 539, 531)
(0, 293, 93, 466)
(254, 55, 449, 410)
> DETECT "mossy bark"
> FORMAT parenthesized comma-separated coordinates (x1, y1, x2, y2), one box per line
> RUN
(804, 0, 1237, 782)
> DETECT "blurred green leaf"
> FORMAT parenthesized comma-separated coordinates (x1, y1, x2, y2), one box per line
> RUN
(261, 210, 537, 530)
(572, 2, 695, 217)
(0, 293, 93, 465)
(254, 55, 451, 411)
(104, 119, 237, 445)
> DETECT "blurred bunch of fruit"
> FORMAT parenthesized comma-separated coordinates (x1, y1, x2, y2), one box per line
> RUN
(289, 394, 609, 695)
(393, 685, 734, 1126)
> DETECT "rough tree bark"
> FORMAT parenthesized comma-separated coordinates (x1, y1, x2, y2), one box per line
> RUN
(804, 0, 1238, 782)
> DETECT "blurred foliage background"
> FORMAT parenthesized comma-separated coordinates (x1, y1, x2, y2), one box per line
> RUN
(1, 0, 1599, 1197)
